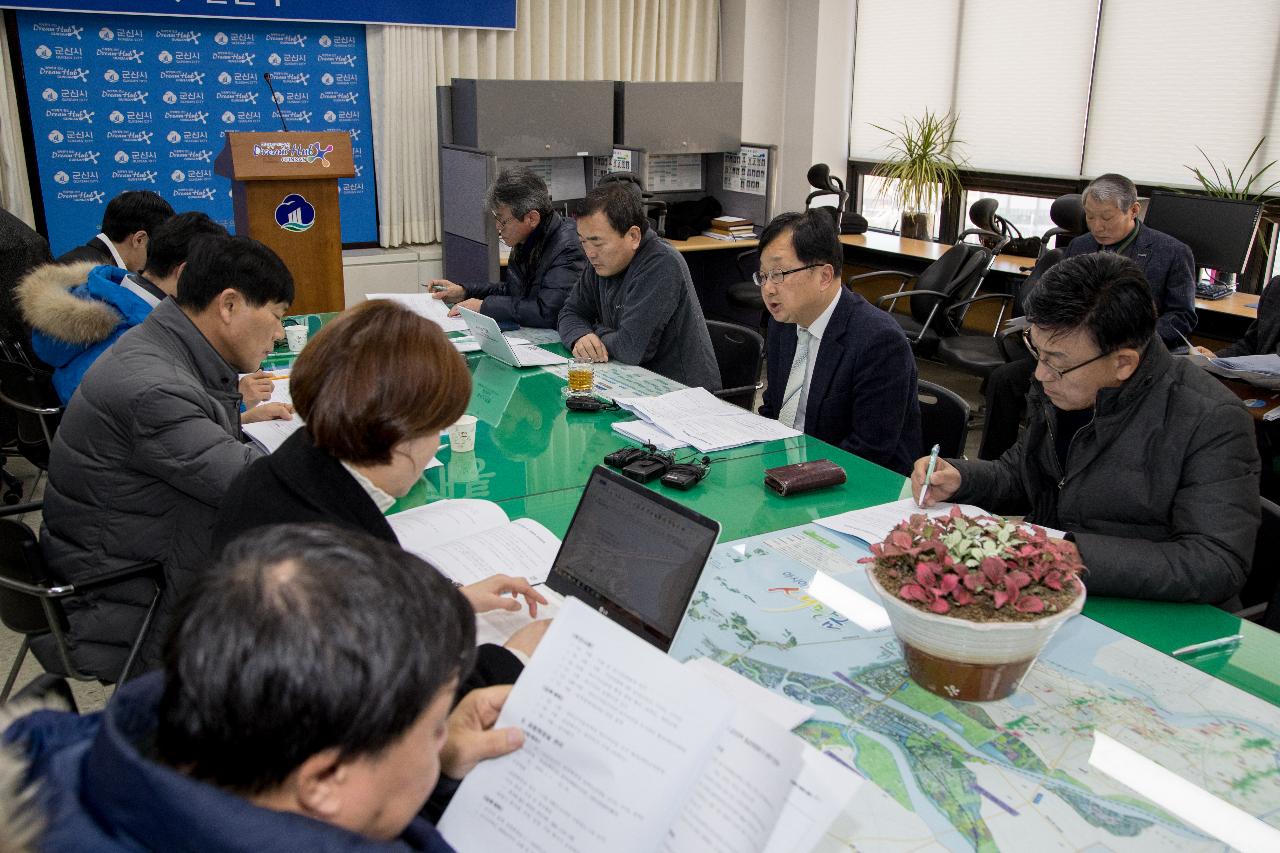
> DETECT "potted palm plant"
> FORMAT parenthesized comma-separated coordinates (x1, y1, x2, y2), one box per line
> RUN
(870, 110, 965, 241)
(861, 507, 1086, 701)
(1184, 137, 1280, 290)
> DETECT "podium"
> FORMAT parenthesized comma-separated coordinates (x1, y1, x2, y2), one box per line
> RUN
(215, 132, 355, 314)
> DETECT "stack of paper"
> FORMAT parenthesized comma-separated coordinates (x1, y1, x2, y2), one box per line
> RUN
(1187, 351, 1280, 390)
(365, 292, 469, 334)
(438, 599, 858, 853)
(612, 387, 801, 452)
(814, 497, 991, 543)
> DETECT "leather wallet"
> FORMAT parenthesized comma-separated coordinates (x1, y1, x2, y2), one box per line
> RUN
(763, 459, 846, 496)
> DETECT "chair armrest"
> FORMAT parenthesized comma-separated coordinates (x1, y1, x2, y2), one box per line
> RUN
(713, 383, 763, 400)
(0, 391, 61, 417)
(845, 270, 915, 286)
(875, 289, 952, 307)
(71, 561, 165, 593)
(0, 501, 42, 518)
(945, 292, 1015, 312)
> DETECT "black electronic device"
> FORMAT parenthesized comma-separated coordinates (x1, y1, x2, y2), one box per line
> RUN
(566, 395, 618, 412)
(604, 446, 651, 469)
(622, 456, 671, 483)
(660, 456, 711, 490)
(545, 466, 721, 651)
(1143, 191, 1262, 275)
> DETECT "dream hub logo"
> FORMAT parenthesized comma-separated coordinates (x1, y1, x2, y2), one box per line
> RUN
(275, 194, 316, 233)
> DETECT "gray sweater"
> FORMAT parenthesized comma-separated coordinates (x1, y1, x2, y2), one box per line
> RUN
(949, 341, 1258, 606)
(558, 229, 721, 391)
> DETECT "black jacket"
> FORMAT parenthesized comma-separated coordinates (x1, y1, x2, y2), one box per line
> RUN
(759, 288, 921, 476)
(1218, 275, 1280, 358)
(214, 427, 524, 686)
(0, 207, 52, 358)
(465, 211, 586, 328)
(951, 341, 1260, 605)
(55, 236, 115, 268)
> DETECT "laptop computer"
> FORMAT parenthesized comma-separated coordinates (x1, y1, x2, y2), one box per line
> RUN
(457, 306, 563, 368)
(546, 466, 721, 651)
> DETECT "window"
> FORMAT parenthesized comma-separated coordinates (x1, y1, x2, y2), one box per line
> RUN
(963, 191, 1057, 241)
(859, 175, 943, 239)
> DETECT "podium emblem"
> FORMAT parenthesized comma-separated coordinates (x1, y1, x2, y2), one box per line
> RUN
(275, 193, 316, 233)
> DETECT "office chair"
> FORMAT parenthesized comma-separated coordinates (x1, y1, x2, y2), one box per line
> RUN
(933, 248, 1064, 379)
(0, 512, 164, 701)
(706, 320, 765, 411)
(596, 172, 667, 236)
(860, 229, 1009, 358)
(1041, 194, 1087, 254)
(805, 163, 849, 218)
(0, 356, 63, 494)
(917, 380, 970, 459)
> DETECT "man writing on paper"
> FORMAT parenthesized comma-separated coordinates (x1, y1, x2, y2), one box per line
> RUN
(913, 253, 1259, 605)
(557, 182, 721, 390)
(756, 209, 921, 475)
(979, 173, 1197, 460)
(429, 167, 586, 328)
(40, 234, 295, 681)
(3, 525, 528, 850)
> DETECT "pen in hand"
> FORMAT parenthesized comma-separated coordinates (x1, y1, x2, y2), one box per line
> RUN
(918, 443, 940, 508)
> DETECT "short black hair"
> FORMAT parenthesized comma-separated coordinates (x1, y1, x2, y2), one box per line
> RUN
(1023, 252, 1156, 352)
(143, 212, 228, 279)
(487, 167, 553, 219)
(579, 181, 647, 236)
(758, 209, 843, 276)
(175, 234, 294, 311)
(100, 190, 174, 242)
(157, 524, 477, 795)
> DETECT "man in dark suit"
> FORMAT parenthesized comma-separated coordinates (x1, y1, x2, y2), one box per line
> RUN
(55, 190, 173, 272)
(978, 173, 1197, 459)
(757, 209, 921, 475)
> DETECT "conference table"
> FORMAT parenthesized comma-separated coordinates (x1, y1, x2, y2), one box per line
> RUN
(265, 316, 1280, 708)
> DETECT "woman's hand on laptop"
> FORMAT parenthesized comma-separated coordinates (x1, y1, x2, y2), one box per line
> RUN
(572, 333, 609, 362)
(462, 574, 548, 616)
(447, 298, 483, 317)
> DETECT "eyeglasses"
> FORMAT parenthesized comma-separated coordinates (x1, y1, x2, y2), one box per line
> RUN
(752, 263, 821, 288)
(493, 212, 515, 230)
(1021, 329, 1110, 381)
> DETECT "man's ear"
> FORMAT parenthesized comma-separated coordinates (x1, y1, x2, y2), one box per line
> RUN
(293, 748, 348, 820)
(1113, 346, 1141, 382)
(625, 225, 643, 247)
(216, 288, 242, 323)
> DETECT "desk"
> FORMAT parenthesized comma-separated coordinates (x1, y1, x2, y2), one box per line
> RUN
(839, 231, 1037, 277)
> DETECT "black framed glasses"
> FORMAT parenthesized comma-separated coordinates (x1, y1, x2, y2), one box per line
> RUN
(1021, 329, 1110, 380)
(752, 263, 822, 288)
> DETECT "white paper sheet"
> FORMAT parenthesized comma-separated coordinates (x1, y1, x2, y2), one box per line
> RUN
(428, 518, 560, 586)
(474, 586, 563, 646)
(387, 499, 511, 550)
(761, 745, 861, 853)
(614, 388, 800, 452)
(241, 415, 303, 453)
(366, 292, 469, 333)
(814, 497, 991, 544)
(611, 419, 688, 451)
(439, 598, 735, 853)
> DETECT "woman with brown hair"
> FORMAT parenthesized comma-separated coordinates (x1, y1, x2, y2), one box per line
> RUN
(213, 299, 545, 681)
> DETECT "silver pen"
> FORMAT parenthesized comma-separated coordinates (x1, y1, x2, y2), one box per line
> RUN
(1171, 634, 1243, 657)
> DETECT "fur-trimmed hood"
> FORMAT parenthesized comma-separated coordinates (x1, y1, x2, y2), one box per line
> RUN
(0, 693, 68, 853)
(17, 261, 127, 345)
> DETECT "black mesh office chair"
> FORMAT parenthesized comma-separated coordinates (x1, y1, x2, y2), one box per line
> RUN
(0, 512, 163, 700)
(917, 380, 970, 459)
(1041, 194, 1087, 254)
(804, 163, 849, 220)
(596, 172, 667, 236)
(706, 320, 765, 410)
(861, 229, 1009, 358)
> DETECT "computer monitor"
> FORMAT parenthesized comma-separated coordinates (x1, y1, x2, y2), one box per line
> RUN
(1143, 190, 1262, 274)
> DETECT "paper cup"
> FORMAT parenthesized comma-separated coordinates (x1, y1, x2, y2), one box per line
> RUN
(285, 325, 308, 353)
(448, 414, 478, 453)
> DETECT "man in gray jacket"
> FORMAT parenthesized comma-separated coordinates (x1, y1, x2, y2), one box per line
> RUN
(40, 234, 295, 680)
(912, 253, 1259, 606)
(557, 182, 721, 391)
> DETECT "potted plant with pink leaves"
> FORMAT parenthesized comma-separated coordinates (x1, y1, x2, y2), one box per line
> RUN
(861, 507, 1086, 701)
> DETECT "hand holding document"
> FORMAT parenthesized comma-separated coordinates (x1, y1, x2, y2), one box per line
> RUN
(365, 292, 469, 333)
(1184, 347, 1280, 390)
(438, 599, 857, 853)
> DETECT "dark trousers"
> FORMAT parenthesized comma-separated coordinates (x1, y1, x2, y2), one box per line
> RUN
(978, 358, 1035, 460)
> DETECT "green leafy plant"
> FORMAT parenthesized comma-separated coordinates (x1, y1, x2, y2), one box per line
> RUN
(860, 507, 1084, 618)
(870, 110, 965, 214)
(1185, 137, 1280, 203)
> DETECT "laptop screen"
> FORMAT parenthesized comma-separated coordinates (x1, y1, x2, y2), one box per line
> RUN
(547, 466, 720, 650)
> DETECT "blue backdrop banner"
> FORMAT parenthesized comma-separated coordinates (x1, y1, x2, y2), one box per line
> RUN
(0, 1, 515, 29)
(17, 10, 378, 253)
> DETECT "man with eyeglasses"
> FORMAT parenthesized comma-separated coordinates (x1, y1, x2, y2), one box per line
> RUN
(557, 181, 720, 390)
(429, 168, 586, 328)
(756, 209, 920, 475)
(913, 252, 1259, 606)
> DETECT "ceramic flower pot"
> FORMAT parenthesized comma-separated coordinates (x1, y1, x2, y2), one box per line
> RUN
(867, 570, 1086, 701)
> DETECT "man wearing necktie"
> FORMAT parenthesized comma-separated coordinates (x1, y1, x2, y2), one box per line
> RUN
(757, 209, 920, 475)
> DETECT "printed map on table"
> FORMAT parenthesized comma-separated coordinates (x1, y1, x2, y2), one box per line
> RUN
(668, 524, 1280, 852)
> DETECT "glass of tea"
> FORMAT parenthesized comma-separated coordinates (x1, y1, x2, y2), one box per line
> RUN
(567, 356, 595, 396)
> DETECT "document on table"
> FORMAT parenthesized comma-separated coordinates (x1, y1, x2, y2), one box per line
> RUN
(612, 418, 688, 451)
(387, 500, 560, 586)
(439, 599, 855, 853)
(474, 585, 562, 646)
(814, 497, 991, 544)
(1185, 350, 1280, 390)
(365, 292, 469, 333)
(615, 387, 801, 452)
(541, 360, 685, 398)
(241, 415, 303, 454)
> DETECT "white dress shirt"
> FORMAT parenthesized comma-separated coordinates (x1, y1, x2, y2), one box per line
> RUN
(793, 289, 842, 431)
